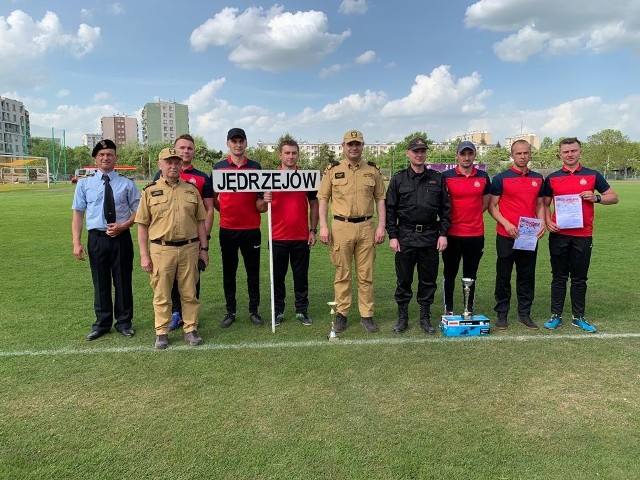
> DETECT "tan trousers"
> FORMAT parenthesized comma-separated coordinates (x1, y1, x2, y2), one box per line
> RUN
(330, 219, 376, 317)
(149, 242, 200, 334)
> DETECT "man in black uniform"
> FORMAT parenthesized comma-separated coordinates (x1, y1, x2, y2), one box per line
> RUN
(386, 137, 451, 333)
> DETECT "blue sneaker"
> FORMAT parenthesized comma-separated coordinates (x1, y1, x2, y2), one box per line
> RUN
(169, 311, 183, 331)
(544, 314, 563, 330)
(296, 311, 313, 326)
(572, 317, 596, 333)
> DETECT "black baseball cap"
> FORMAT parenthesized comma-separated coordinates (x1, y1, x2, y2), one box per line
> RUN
(227, 128, 247, 140)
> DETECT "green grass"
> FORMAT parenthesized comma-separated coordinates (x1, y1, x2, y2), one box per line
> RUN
(1, 182, 639, 479)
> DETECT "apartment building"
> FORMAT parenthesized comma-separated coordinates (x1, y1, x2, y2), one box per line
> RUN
(101, 115, 138, 147)
(0, 96, 29, 156)
(506, 133, 540, 150)
(83, 133, 103, 151)
(141, 101, 189, 145)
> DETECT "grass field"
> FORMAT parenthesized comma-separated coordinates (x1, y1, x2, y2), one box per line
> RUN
(1, 181, 639, 479)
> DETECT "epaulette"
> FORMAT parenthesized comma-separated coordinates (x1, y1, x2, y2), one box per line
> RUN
(367, 161, 380, 170)
(322, 160, 339, 175)
(143, 181, 157, 190)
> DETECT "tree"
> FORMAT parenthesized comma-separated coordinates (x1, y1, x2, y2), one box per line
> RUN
(584, 129, 631, 174)
(481, 146, 511, 175)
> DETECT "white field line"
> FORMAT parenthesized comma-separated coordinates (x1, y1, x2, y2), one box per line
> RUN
(1, 332, 639, 358)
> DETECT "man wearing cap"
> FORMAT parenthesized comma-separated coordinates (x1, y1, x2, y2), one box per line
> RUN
(318, 130, 386, 333)
(386, 137, 450, 334)
(212, 128, 268, 328)
(488, 139, 545, 330)
(152, 134, 215, 331)
(72, 139, 140, 340)
(441, 141, 491, 316)
(136, 148, 209, 349)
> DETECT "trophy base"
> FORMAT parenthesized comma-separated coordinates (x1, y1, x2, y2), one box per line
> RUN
(327, 331, 339, 341)
(440, 314, 490, 337)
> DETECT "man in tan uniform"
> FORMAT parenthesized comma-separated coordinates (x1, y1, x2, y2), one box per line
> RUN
(136, 148, 209, 349)
(318, 130, 386, 333)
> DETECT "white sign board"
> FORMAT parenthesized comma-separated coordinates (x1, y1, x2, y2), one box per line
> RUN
(212, 169, 320, 192)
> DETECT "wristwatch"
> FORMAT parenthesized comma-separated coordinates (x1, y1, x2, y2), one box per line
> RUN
(309, 228, 318, 234)
(595, 195, 602, 203)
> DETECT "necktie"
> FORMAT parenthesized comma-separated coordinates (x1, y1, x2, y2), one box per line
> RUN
(102, 174, 116, 224)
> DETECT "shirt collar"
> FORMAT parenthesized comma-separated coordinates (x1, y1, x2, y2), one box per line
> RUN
(510, 165, 529, 176)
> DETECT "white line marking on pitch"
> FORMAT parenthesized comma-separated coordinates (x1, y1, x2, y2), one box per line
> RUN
(1, 332, 639, 358)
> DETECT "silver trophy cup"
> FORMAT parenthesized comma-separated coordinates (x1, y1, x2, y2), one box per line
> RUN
(461, 278, 475, 320)
(327, 301, 339, 340)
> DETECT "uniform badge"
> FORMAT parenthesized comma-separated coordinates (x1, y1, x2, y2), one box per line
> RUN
(151, 190, 164, 197)
(335, 172, 345, 179)
(474, 180, 480, 188)
(188, 178, 197, 185)
(580, 178, 587, 185)
(532, 181, 538, 187)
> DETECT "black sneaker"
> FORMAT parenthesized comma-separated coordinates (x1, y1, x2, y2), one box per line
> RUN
(275, 312, 284, 326)
(360, 317, 379, 333)
(518, 314, 539, 330)
(249, 312, 264, 326)
(220, 312, 236, 329)
(495, 313, 508, 330)
(296, 311, 313, 326)
(334, 313, 347, 333)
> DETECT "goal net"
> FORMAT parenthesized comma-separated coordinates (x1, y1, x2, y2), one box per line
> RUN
(0, 154, 51, 186)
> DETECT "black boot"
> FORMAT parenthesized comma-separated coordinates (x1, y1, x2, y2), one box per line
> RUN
(393, 303, 409, 333)
(419, 304, 436, 334)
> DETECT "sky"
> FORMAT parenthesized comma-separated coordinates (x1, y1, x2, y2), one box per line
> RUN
(2, 0, 640, 150)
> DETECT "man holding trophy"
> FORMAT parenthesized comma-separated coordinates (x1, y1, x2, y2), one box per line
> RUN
(386, 137, 451, 334)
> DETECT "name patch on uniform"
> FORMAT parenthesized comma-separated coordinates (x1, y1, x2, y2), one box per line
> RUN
(151, 190, 164, 197)
(363, 173, 375, 179)
(335, 172, 345, 179)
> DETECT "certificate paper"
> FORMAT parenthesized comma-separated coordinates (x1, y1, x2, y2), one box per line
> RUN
(513, 217, 542, 251)
(554, 194, 584, 229)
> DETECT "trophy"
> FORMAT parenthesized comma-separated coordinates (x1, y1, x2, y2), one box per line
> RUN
(440, 277, 490, 337)
(461, 277, 475, 320)
(327, 301, 339, 341)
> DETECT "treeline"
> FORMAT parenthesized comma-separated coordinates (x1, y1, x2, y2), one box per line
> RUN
(30, 129, 640, 179)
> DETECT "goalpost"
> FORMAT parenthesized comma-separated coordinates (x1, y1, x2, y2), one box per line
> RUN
(0, 154, 51, 188)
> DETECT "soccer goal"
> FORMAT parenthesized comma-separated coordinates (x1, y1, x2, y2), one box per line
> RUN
(0, 154, 51, 186)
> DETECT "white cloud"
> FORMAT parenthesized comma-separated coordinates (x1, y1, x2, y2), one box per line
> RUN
(381, 65, 491, 116)
(0, 10, 100, 65)
(92, 92, 109, 101)
(183, 78, 227, 113)
(190, 6, 350, 72)
(355, 50, 376, 64)
(319, 64, 345, 78)
(56, 89, 70, 98)
(29, 103, 125, 140)
(0, 91, 47, 109)
(465, 0, 640, 61)
(110, 3, 125, 16)
(339, 0, 368, 15)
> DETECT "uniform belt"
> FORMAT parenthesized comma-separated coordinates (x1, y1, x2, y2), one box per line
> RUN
(402, 224, 435, 233)
(333, 215, 372, 223)
(150, 237, 199, 247)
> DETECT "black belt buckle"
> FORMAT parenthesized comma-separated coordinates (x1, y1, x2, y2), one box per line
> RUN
(415, 224, 424, 233)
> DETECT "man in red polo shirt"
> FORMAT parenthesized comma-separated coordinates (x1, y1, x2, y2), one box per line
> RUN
(152, 134, 214, 331)
(213, 128, 268, 328)
(488, 140, 545, 330)
(442, 141, 491, 316)
(542, 137, 618, 333)
(262, 139, 319, 326)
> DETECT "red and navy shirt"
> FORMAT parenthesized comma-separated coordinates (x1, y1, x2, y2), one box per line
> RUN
(490, 166, 543, 238)
(442, 166, 491, 237)
(543, 164, 610, 237)
(213, 156, 262, 230)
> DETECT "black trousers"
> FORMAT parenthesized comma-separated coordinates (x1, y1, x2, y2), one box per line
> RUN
(170, 274, 200, 313)
(394, 244, 439, 307)
(494, 234, 537, 316)
(87, 229, 134, 332)
(549, 233, 592, 318)
(219, 227, 261, 314)
(272, 240, 310, 313)
(442, 235, 484, 313)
